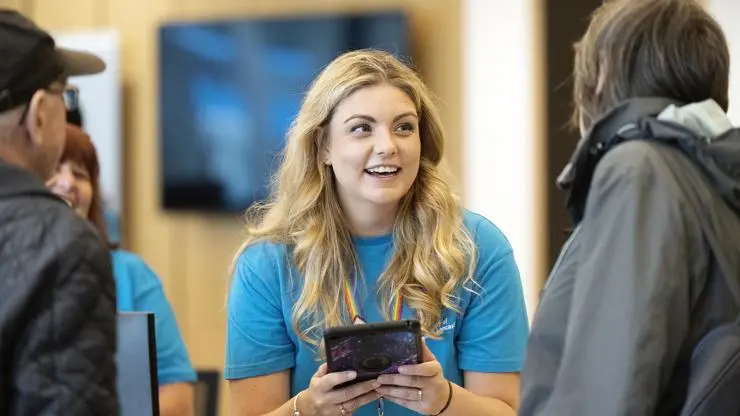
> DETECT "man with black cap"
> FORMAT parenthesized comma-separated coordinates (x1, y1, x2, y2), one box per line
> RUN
(0, 8, 118, 415)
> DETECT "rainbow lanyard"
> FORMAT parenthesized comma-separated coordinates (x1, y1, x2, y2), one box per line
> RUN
(342, 279, 403, 416)
(343, 279, 403, 323)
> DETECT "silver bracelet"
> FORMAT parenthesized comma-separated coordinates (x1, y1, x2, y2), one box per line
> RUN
(293, 391, 305, 416)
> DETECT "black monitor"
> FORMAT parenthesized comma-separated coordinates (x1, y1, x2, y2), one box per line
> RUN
(157, 10, 411, 213)
(116, 312, 160, 416)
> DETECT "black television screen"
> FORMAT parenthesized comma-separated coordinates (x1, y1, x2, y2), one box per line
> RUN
(158, 11, 411, 212)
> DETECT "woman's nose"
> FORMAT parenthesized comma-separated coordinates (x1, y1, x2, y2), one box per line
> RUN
(374, 129, 398, 156)
(53, 170, 76, 190)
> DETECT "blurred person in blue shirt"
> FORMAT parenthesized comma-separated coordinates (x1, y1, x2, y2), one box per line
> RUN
(225, 49, 529, 416)
(47, 123, 197, 416)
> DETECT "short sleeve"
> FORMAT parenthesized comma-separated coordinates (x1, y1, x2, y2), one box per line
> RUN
(457, 215, 530, 373)
(120, 253, 197, 385)
(225, 244, 295, 379)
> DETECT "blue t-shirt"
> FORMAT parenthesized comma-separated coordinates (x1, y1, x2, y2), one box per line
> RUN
(225, 211, 529, 415)
(113, 250, 197, 385)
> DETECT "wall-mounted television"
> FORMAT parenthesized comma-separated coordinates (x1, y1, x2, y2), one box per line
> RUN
(157, 11, 411, 213)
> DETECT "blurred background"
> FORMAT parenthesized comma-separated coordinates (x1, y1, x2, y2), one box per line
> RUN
(2, 0, 737, 414)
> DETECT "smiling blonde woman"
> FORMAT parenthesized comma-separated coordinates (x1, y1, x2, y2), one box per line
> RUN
(225, 49, 529, 416)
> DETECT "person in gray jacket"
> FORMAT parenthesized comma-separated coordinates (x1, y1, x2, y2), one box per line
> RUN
(520, 0, 740, 415)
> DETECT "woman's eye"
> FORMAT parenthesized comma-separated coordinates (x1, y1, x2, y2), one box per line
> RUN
(350, 123, 372, 134)
(395, 122, 415, 134)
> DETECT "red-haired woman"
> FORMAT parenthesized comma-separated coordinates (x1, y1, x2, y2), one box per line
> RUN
(47, 124, 197, 416)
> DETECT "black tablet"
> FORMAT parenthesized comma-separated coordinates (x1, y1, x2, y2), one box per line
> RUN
(324, 319, 423, 388)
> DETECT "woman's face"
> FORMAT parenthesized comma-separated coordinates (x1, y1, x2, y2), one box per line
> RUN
(46, 160, 93, 219)
(325, 83, 422, 217)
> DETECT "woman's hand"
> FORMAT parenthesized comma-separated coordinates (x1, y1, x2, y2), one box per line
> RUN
(373, 340, 451, 415)
(299, 363, 379, 415)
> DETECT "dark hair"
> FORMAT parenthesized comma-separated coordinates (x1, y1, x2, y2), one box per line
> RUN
(66, 107, 83, 128)
(62, 124, 114, 248)
(64, 85, 84, 128)
(573, 0, 730, 131)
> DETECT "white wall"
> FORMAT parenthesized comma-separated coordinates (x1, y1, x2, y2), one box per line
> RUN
(462, 0, 547, 321)
(706, 0, 740, 125)
(53, 30, 123, 219)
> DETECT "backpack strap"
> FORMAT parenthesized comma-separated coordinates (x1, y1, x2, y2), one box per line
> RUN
(701, 231, 740, 325)
(619, 120, 740, 323)
(620, 121, 740, 324)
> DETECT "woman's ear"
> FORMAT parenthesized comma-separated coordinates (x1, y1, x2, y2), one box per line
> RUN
(24, 89, 46, 147)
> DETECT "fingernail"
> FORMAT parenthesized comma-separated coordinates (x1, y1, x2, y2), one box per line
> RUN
(347, 371, 357, 380)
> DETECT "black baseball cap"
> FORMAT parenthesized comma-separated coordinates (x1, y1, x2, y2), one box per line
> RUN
(0, 9, 106, 112)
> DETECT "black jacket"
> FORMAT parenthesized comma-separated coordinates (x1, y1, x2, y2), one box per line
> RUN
(0, 161, 118, 415)
(521, 98, 740, 415)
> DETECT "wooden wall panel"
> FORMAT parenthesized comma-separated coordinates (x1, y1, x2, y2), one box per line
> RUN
(30, 0, 103, 29)
(106, 0, 183, 305)
(0, 0, 27, 12)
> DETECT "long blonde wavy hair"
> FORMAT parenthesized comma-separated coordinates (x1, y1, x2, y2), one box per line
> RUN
(234, 49, 477, 347)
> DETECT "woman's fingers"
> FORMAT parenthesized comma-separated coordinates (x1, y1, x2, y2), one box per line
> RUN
(326, 379, 377, 404)
(398, 360, 441, 377)
(313, 363, 328, 378)
(374, 385, 422, 402)
(374, 374, 424, 388)
(313, 369, 358, 392)
(421, 338, 437, 362)
(335, 386, 381, 413)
